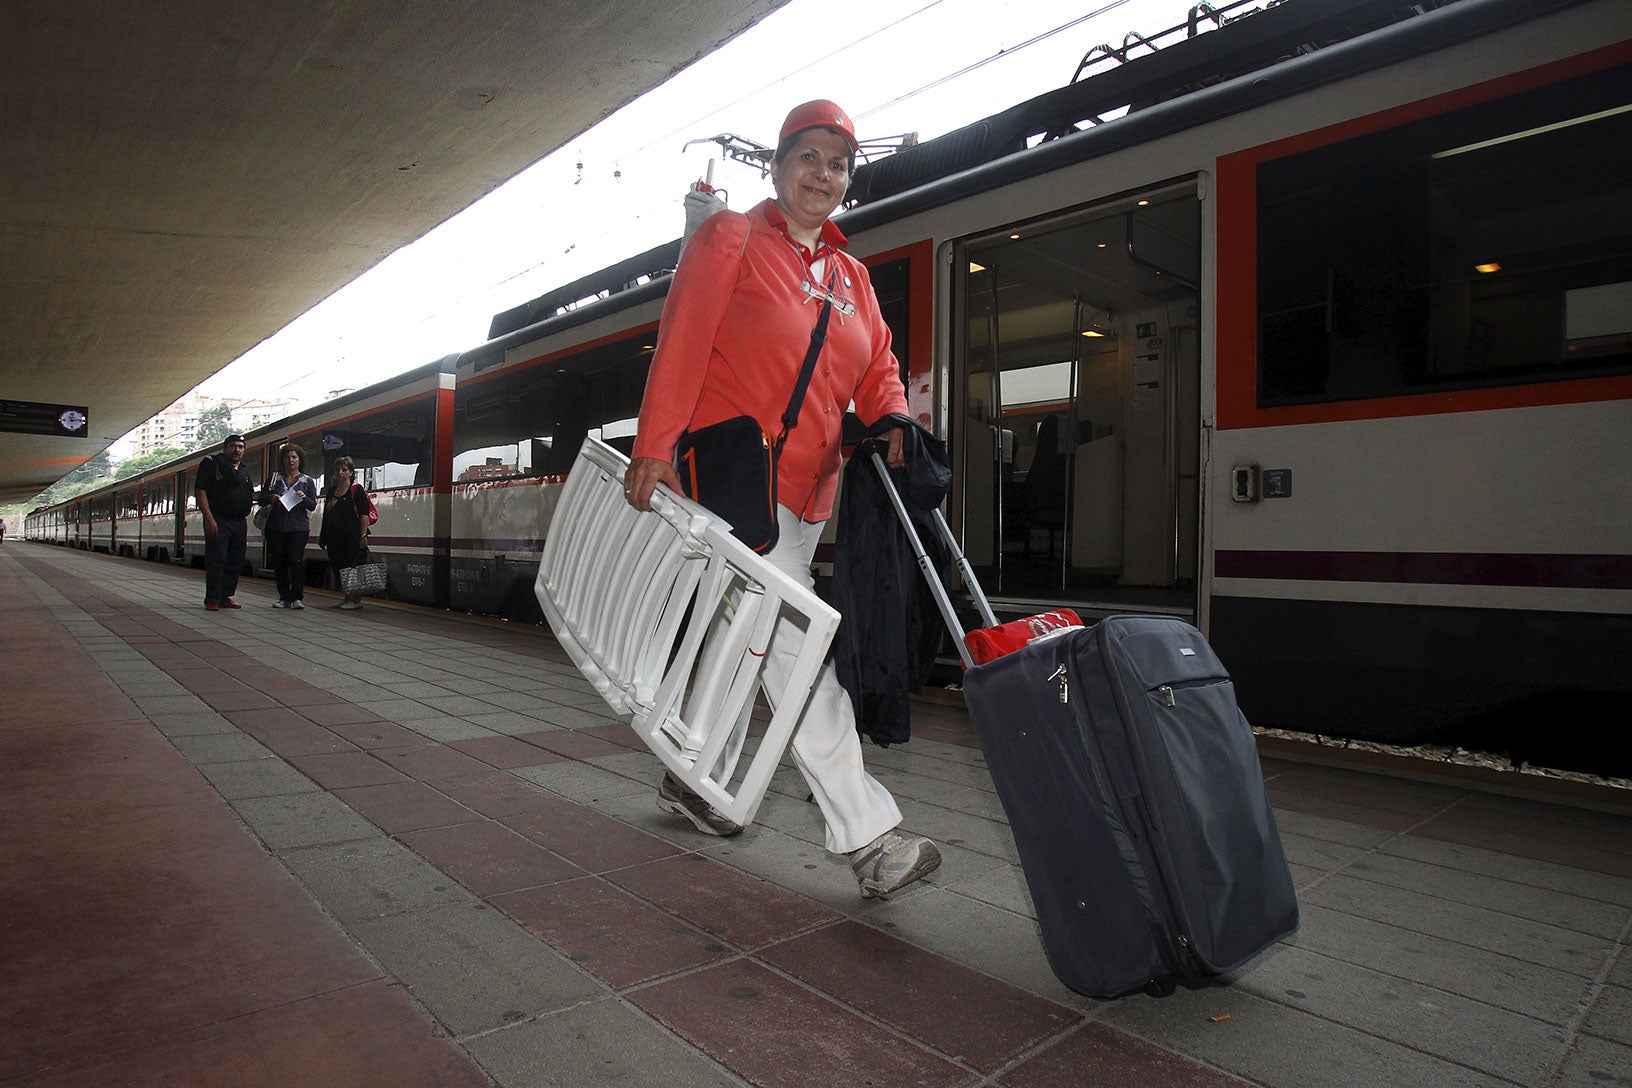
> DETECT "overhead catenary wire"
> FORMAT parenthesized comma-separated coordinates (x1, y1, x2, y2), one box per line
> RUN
(194, 0, 1174, 415)
(466, 3, 1151, 314)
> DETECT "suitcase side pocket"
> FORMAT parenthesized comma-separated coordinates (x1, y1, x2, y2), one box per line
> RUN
(1152, 678, 1295, 965)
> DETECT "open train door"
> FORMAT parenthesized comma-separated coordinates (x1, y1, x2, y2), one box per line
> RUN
(951, 181, 1202, 621)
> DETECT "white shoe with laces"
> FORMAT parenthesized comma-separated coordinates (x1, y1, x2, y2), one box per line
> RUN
(656, 772, 743, 837)
(850, 830, 942, 899)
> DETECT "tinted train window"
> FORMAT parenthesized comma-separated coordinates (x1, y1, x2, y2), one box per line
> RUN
(309, 398, 436, 490)
(1257, 65, 1631, 406)
(455, 334, 653, 481)
(243, 451, 265, 496)
(870, 258, 911, 383)
(144, 479, 174, 517)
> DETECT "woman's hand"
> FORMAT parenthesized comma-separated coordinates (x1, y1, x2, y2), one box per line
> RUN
(883, 425, 906, 468)
(625, 456, 681, 512)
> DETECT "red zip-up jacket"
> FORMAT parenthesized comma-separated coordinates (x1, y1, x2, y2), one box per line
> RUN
(632, 199, 907, 522)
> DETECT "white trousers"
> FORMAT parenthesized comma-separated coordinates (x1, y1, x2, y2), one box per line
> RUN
(756, 505, 901, 854)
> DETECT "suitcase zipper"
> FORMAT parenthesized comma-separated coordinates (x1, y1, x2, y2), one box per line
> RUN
(1047, 664, 1069, 703)
(1155, 677, 1228, 708)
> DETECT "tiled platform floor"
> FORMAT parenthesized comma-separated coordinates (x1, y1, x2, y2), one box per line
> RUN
(4, 543, 1631, 1087)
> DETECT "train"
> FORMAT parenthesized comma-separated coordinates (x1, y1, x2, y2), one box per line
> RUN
(26, 0, 1631, 774)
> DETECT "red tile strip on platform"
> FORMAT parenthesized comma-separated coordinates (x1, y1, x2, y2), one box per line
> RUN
(0, 554, 490, 1086)
(490, 877, 734, 989)
(629, 958, 971, 1088)
(996, 1021, 1255, 1088)
(605, 853, 842, 952)
(758, 920, 1081, 1074)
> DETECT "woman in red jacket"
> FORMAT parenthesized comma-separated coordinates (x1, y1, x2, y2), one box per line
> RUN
(624, 101, 939, 900)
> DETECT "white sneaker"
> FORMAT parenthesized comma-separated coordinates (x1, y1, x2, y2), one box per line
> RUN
(290, 600, 304, 610)
(657, 772, 743, 837)
(850, 830, 942, 899)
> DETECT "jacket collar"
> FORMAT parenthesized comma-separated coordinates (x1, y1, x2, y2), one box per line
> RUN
(757, 199, 849, 257)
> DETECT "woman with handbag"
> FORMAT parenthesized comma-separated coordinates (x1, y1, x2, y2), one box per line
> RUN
(623, 100, 939, 900)
(318, 456, 371, 610)
(261, 443, 319, 609)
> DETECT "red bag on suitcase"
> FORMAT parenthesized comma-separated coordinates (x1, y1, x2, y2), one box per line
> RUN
(964, 609, 1084, 667)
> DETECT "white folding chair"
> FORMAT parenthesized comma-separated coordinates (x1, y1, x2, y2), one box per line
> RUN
(534, 437, 839, 828)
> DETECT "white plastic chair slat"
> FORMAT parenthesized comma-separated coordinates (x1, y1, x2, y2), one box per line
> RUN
(679, 585, 764, 754)
(536, 437, 838, 827)
(640, 554, 736, 742)
(615, 522, 683, 683)
(689, 590, 782, 781)
(580, 499, 640, 655)
(631, 555, 707, 710)
(547, 461, 603, 600)
(633, 554, 711, 714)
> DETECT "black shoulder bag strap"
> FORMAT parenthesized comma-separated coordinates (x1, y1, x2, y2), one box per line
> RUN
(773, 297, 833, 456)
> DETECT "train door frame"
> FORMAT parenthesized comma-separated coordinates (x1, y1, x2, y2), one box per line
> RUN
(173, 469, 188, 564)
(945, 178, 1204, 621)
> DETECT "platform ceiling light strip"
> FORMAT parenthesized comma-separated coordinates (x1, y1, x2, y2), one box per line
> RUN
(534, 436, 839, 828)
(1432, 103, 1632, 159)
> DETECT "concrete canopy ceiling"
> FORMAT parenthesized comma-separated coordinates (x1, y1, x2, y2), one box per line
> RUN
(0, 0, 788, 505)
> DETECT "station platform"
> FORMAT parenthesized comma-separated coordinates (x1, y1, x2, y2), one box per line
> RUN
(4, 541, 1631, 1088)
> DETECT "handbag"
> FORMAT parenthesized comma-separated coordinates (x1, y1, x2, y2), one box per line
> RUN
(339, 562, 388, 595)
(252, 471, 274, 531)
(675, 297, 832, 553)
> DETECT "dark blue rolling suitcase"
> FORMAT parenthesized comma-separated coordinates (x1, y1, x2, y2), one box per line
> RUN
(864, 449, 1298, 996)
(962, 617, 1299, 996)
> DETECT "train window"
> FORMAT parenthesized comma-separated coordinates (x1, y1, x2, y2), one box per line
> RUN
(309, 398, 435, 490)
(454, 333, 653, 481)
(145, 479, 174, 517)
(1257, 65, 1632, 405)
(869, 258, 911, 384)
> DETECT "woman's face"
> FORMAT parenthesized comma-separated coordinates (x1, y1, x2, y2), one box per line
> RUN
(281, 449, 300, 472)
(771, 127, 851, 236)
(334, 464, 352, 483)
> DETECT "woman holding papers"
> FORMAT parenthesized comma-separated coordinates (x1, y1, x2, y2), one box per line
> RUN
(260, 443, 318, 609)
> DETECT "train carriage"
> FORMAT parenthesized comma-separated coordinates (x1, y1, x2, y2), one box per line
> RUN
(111, 483, 142, 559)
(84, 493, 114, 555)
(22, 0, 1630, 774)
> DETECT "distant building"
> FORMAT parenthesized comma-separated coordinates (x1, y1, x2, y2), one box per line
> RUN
(458, 457, 518, 482)
(128, 394, 298, 458)
(229, 398, 295, 435)
(129, 392, 215, 457)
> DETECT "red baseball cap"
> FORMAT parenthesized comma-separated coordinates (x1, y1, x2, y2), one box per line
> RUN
(779, 100, 859, 153)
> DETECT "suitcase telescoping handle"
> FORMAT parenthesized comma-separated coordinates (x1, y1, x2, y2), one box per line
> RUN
(868, 448, 998, 669)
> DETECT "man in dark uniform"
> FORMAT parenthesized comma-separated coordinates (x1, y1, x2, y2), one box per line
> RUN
(194, 434, 254, 610)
